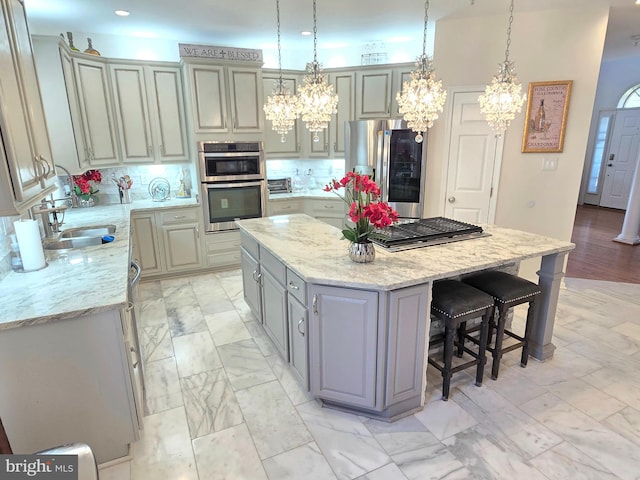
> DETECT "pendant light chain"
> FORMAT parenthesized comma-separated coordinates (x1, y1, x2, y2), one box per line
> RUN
(312, 0, 318, 65)
(422, 0, 429, 58)
(504, 0, 514, 64)
(276, 0, 283, 84)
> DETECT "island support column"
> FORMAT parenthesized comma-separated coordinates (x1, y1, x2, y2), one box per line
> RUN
(530, 252, 568, 360)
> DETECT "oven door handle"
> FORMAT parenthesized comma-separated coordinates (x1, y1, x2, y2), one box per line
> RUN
(204, 180, 265, 189)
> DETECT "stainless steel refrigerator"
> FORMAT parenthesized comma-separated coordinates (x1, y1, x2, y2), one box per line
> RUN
(345, 119, 426, 219)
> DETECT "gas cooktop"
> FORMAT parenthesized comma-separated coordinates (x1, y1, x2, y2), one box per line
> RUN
(371, 217, 487, 252)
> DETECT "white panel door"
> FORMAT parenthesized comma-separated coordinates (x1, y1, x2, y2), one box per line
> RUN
(600, 110, 640, 210)
(445, 90, 503, 224)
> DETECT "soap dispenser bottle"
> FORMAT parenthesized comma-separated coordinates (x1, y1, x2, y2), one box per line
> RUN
(10, 234, 23, 272)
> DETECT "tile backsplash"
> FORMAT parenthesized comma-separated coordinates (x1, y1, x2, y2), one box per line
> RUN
(266, 158, 345, 192)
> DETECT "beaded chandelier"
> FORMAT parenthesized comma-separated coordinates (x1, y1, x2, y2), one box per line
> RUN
(297, 0, 338, 142)
(396, 0, 446, 143)
(263, 0, 299, 142)
(478, 0, 526, 136)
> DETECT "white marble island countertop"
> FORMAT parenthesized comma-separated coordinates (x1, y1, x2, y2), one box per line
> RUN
(237, 214, 576, 291)
(0, 198, 199, 331)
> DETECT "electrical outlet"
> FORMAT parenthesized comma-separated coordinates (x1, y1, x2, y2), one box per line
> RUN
(542, 157, 558, 171)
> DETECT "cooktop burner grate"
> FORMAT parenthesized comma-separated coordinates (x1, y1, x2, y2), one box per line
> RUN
(372, 217, 484, 250)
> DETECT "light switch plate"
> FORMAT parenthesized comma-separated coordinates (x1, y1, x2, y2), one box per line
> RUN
(542, 157, 558, 171)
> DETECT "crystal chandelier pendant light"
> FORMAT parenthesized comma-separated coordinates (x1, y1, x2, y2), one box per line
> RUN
(478, 0, 526, 136)
(263, 0, 299, 143)
(297, 0, 338, 142)
(396, 0, 446, 144)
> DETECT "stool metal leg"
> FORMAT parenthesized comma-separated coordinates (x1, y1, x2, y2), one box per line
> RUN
(491, 305, 508, 380)
(442, 318, 455, 401)
(475, 309, 491, 386)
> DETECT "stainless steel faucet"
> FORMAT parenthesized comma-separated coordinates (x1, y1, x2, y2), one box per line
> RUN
(33, 196, 68, 238)
(54, 164, 79, 208)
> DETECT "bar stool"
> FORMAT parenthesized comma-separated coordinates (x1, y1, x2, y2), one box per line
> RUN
(428, 279, 495, 400)
(462, 271, 542, 380)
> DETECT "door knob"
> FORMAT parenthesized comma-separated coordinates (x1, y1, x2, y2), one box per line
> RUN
(448, 196, 456, 203)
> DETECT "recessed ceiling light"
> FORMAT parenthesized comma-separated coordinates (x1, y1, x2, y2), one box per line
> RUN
(301, 31, 312, 36)
(636, 0, 640, 5)
(115, 10, 130, 16)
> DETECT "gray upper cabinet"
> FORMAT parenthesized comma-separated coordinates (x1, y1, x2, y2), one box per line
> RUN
(187, 64, 228, 133)
(356, 69, 393, 119)
(228, 67, 263, 133)
(147, 67, 189, 162)
(110, 64, 154, 163)
(0, 0, 57, 215)
(185, 62, 263, 136)
(392, 67, 414, 118)
(332, 72, 355, 155)
(110, 63, 189, 164)
(59, 43, 190, 168)
(72, 56, 120, 166)
(309, 284, 379, 409)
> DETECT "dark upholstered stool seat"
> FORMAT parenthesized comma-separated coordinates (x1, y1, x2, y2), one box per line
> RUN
(462, 270, 541, 380)
(428, 280, 494, 400)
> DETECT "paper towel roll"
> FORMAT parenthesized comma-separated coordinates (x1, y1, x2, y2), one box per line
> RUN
(14, 219, 46, 271)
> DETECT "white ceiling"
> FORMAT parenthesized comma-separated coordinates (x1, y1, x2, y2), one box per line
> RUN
(22, 0, 640, 63)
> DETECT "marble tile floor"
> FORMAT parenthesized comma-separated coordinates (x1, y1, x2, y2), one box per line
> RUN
(99, 270, 640, 480)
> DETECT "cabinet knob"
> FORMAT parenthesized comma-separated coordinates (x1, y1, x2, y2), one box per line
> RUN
(288, 281, 299, 290)
(448, 196, 456, 203)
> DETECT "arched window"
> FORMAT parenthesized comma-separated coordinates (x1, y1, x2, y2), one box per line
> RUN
(618, 85, 640, 108)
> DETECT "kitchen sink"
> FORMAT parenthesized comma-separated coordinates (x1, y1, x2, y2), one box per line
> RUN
(59, 225, 116, 238)
(43, 236, 106, 250)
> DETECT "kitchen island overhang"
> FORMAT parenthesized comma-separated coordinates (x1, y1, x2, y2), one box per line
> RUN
(237, 214, 575, 420)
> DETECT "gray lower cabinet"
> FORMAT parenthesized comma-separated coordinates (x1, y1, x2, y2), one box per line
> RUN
(309, 285, 379, 409)
(288, 292, 308, 388)
(261, 267, 289, 359)
(309, 282, 429, 417)
(240, 247, 261, 321)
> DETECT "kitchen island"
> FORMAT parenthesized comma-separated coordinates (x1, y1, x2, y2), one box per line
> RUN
(237, 214, 575, 420)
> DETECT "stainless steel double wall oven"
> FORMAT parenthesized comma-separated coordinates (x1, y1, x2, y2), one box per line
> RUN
(198, 141, 267, 232)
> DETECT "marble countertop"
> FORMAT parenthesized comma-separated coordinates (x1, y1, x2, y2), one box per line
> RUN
(237, 214, 576, 291)
(0, 197, 199, 331)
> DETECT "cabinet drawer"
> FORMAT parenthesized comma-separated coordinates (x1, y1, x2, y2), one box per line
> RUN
(309, 199, 344, 217)
(268, 199, 303, 216)
(159, 208, 199, 225)
(240, 231, 259, 259)
(260, 247, 285, 284)
(205, 230, 241, 253)
(286, 269, 306, 304)
(207, 251, 242, 268)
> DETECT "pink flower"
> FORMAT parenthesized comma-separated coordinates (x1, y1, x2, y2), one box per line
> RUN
(323, 172, 399, 243)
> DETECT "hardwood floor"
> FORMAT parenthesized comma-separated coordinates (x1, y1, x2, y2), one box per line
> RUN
(566, 205, 640, 284)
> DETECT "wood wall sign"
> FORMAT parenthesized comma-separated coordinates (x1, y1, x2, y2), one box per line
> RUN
(522, 80, 573, 153)
(178, 43, 263, 63)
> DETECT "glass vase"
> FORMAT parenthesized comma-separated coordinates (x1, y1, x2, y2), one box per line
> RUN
(348, 241, 376, 263)
(78, 197, 95, 208)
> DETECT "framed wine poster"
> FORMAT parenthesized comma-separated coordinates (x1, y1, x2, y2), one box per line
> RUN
(522, 80, 573, 153)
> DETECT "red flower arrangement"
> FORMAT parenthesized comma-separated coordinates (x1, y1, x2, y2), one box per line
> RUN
(324, 172, 399, 243)
(73, 169, 102, 200)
